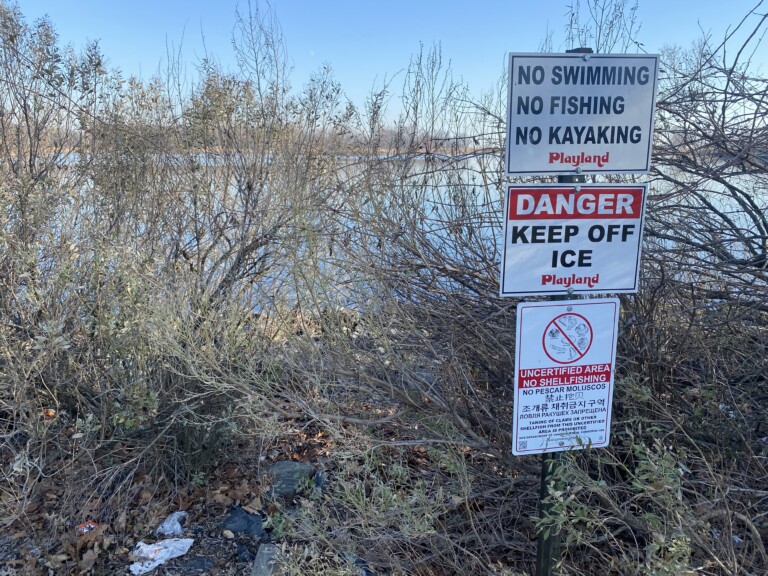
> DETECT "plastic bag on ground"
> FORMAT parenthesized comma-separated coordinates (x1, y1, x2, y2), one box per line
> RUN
(156, 511, 188, 536)
(129, 538, 194, 575)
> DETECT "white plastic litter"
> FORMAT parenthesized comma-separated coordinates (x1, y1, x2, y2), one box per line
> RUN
(156, 511, 188, 536)
(129, 538, 194, 574)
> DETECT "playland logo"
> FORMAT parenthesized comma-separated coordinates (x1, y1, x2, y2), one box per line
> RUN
(548, 151, 610, 168)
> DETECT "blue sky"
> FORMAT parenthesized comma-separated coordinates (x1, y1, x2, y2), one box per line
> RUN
(17, 1, 768, 108)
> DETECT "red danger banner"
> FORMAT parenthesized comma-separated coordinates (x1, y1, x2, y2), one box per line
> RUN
(508, 187, 642, 220)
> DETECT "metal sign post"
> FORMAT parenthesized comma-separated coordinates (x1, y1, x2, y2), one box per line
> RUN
(536, 449, 563, 576)
(533, 293, 623, 575)
(536, 168, 583, 576)
(500, 42, 659, 575)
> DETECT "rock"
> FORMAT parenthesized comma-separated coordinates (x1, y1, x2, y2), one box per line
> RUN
(236, 543, 255, 562)
(222, 507, 267, 539)
(267, 461, 316, 500)
(342, 552, 379, 576)
(173, 556, 214, 573)
(251, 543, 278, 576)
(313, 469, 327, 490)
(222, 529, 235, 539)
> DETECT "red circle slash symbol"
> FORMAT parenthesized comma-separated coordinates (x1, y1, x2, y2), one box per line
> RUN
(543, 313, 593, 364)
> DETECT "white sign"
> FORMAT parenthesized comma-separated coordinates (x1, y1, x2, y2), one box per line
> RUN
(512, 298, 619, 456)
(499, 184, 647, 297)
(505, 53, 659, 176)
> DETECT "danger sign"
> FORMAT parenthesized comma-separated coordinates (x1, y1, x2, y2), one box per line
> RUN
(499, 184, 647, 297)
(505, 52, 659, 176)
(513, 298, 620, 455)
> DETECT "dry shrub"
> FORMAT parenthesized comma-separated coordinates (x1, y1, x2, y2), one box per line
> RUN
(279, 423, 537, 576)
(0, 0, 347, 536)
(309, 9, 768, 574)
(1, 1, 767, 575)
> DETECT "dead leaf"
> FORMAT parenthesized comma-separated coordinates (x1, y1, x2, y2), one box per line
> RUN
(243, 496, 262, 514)
(212, 493, 234, 506)
(80, 548, 98, 573)
(114, 510, 127, 532)
(47, 553, 70, 568)
(81, 498, 102, 517)
(229, 486, 249, 502)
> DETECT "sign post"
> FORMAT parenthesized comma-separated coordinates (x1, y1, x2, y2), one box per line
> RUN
(535, 165, 586, 576)
(500, 45, 659, 576)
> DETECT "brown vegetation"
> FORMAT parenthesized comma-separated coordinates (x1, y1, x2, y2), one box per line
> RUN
(0, 0, 766, 574)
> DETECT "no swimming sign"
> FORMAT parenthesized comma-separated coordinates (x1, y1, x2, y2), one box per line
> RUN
(505, 53, 659, 176)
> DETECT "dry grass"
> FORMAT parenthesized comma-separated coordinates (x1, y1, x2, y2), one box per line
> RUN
(1, 1, 767, 574)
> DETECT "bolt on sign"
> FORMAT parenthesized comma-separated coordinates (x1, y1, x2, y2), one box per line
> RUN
(499, 184, 647, 297)
(505, 53, 659, 176)
(512, 298, 620, 456)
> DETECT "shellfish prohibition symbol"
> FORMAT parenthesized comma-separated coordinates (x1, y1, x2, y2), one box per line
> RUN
(542, 312, 593, 364)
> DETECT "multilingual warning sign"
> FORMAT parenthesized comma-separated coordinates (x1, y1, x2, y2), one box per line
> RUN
(512, 298, 619, 456)
(499, 184, 647, 297)
(505, 52, 659, 176)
